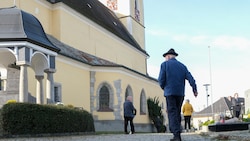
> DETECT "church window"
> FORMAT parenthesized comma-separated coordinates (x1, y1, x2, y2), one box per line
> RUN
(140, 89, 147, 114)
(54, 83, 62, 103)
(98, 84, 113, 111)
(125, 85, 133, 101)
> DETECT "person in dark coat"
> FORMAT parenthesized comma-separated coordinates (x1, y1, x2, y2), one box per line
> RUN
(232, 93, 241, 118)
(123, 95, 136, 134)
(158, 48, 198, 141)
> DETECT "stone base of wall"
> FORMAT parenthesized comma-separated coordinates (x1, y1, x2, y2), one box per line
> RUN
(94, 120, 157, 133)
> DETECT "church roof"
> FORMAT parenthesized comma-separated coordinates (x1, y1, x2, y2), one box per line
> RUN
(47, 34, 157, 82)
(0, 7, 60, 52)
(46, 0, 148, 56)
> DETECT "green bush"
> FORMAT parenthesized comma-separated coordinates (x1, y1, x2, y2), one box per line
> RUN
(202, 120, 215, 126)
(0, 103, 95, 135)
(243, 118, 250, 122)
(147, 97, 166, 133)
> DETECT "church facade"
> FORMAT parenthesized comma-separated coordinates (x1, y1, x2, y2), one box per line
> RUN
(0, 0, 166, 132)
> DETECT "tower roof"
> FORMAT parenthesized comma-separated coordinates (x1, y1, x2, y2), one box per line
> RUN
(0, 7, 60, 52)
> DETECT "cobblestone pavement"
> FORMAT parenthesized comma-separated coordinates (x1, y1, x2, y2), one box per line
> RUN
(1, 131, 250, 141)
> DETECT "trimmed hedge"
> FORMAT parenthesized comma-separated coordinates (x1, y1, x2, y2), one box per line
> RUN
(0, 103, 95, 135)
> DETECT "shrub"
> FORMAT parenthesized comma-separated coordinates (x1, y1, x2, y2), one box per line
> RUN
(0, 103, 95, 136)
(147, 97, 166, 133)
(66, 104, 74, 108)
(202, 120, 215, 126)
(243, 118, 250, 122)
(6, 100, 17, 104)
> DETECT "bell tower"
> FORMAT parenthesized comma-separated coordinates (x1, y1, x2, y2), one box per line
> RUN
(98, 0, 145, 50)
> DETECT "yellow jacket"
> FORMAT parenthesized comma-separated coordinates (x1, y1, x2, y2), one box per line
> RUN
(182, 102, 193, 116)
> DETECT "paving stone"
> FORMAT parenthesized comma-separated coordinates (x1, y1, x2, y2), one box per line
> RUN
(0, 131, 249, 141)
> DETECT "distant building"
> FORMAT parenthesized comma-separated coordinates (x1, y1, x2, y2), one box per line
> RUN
(244, 89, 250, 114)
(192, 96, 244, 129)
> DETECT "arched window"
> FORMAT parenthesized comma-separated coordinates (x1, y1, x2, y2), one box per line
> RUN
(100, 86, 109, 109)
(125, 85, 133, 102)
(98, 83, 113, 112)
(140, 89, 146, 115)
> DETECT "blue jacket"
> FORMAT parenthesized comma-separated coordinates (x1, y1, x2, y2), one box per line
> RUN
(123, 100, 136, 118)
(158, 58, 197, 97)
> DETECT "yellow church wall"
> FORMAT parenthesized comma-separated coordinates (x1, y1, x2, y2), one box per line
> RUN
(92, 27, 147, 74)
(0, 0, 16, 8)
(55, 8, 95, 54)
(46, 1, 147, 76)
(50, 9, 62, 40)
(54, 57, 91, 111)
(16, 56, 91, 111)
(119, 18, 145, 50)
(47, 4, 148, 75)
(131, 19, 145, 50)
(27, 67, 38, 101)
(128, 0, 145, 50)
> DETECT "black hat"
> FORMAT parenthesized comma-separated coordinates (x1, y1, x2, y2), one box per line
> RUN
(163, 48, 178, 57)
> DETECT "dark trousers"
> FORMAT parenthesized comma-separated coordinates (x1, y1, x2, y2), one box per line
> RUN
(124, 117, 134, 133)
(235, 111, 240, 118)
(166, 95, 184, 137)
(184, 116, 191, 129)
(233, 106, 241, 118)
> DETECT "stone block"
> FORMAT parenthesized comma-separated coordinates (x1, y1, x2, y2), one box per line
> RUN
(208, 122, 249, 132)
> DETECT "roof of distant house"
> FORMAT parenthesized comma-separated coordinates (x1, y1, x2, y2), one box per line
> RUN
(194, 97, 245, 116)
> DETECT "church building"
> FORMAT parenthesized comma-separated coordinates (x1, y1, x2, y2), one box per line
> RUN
(0, 0, 165, 132)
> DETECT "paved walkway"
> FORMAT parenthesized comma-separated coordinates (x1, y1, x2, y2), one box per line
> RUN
(0, 131, 249, 141)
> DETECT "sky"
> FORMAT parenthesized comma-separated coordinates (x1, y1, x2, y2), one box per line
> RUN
(144, 0, 250, 112)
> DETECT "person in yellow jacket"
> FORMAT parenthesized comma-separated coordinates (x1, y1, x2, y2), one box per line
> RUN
(182, 99, 193, 132)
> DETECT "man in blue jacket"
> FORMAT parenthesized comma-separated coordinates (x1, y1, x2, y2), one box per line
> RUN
(158, 48, 198, 141)
(123, 95, 136, 134)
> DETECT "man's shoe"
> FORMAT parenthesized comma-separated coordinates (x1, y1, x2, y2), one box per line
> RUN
(170, 138, 181, 141)
(170, 136, 181, 141)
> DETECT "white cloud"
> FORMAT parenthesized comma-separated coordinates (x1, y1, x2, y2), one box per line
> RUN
(189, 35, 209, 45)
(172, 34, 188, 42)
(146, 28, 169, 37)
(169, 33, 250, 51)
(211, 35, 250, 50)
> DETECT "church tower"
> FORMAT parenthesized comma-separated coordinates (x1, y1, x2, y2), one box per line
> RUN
(98, 0, 145, 50)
